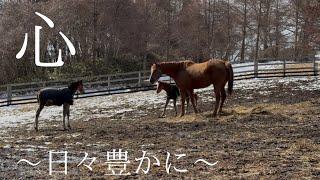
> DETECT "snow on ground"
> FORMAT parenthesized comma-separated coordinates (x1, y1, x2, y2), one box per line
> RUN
(0, 77, 319, 131)
(232, 61, 291, 73)
(0, 60, 303, 100)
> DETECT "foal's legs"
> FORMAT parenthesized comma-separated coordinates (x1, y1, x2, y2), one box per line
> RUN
(213, 86, 221, 117)
(173, 99, 178, 116)
(188, 91, 198, 114)
(66, 104, 71, 129)
(63, 103, 70, 130)
(35, 104, 44, 131)
(195, 94, 199, 112)
(160, 98, 170, 117)
(219, 88, 227, 114)
(186, 95, 190, 114)
(180, 91, 186, 117)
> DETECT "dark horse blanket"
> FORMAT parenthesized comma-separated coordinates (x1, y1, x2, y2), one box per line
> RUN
(38, 88, 74, 106)
(166, 84, 180, 100)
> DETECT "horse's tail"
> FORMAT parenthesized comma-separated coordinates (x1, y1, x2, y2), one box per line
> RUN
(225, 62, 234, 95)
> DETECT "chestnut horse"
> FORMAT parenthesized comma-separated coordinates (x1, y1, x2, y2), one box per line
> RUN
(149, 59, 233, 117)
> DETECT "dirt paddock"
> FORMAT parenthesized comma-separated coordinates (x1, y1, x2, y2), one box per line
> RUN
(1, 78, 320, 179)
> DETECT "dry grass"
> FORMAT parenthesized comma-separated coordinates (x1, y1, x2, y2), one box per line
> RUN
(1, 80, 320, 179)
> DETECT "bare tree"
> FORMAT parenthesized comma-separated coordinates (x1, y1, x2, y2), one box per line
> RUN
(0, 0, 318, 84)
(240, 0, 247, 63)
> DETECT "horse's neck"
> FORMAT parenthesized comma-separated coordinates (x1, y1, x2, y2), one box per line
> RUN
(162, 83, 171, 92)
(159, 62, 183, 78)
(67, 86, 77, 95)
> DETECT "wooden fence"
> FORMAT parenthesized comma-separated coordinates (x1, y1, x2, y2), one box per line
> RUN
(0, 59, 319, 107)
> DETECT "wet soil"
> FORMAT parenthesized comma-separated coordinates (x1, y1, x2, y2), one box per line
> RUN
(1, 79, 320, 179)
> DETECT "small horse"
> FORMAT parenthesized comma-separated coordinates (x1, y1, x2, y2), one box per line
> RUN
(156, 81, 198, 117)
(149, 59, 233, 117)
(35, 80, 84, 131)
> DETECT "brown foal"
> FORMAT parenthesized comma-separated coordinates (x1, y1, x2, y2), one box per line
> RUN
(156, 81, 198, 117)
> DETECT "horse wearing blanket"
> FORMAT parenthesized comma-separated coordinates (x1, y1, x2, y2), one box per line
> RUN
(35, 80, 84, 131)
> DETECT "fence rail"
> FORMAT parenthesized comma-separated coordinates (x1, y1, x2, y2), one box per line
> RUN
(0, 59, 319, 107)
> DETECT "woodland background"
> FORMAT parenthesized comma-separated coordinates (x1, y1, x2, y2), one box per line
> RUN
(0, 0, 319, 84)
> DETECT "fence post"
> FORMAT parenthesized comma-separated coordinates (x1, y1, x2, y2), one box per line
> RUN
(7, 85, 12, 106)
(313, 56, 315, 75)
(107, 75, 111, 87)
(138, 71, 142, 86)
(313, 56, 317, 76)
(283, 59, 286, 77)
(254, 60, 258, 78)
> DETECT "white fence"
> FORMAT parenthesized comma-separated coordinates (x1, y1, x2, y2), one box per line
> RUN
(0, 59, 319, 107)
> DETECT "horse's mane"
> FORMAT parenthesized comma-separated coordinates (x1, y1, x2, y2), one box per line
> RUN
(158, 60, 195, 71)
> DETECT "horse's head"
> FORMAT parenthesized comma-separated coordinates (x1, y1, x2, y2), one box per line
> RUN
(77, 80, 85, 94)
(149, 63, 162, 84)
(69, 80, 84, 94)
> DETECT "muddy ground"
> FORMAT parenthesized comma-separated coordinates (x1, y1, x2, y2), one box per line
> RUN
(1, 78, 320, 179)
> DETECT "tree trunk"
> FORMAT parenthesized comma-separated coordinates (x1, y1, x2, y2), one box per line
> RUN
(240, 0, 247, 63)
(254, 0, 262, 77)
(255, 1, 262, 61)
(166, 0, 172, 61)
(275, 0, 280, 59)
(225, 0, 231, 60)
(294, 0, 300, 60)
(93, 0, 98, 61)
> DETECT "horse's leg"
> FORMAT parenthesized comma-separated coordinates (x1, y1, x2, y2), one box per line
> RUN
(180, 91, 186, 117)
(66, 104, 71, 129)
(161, 98, 170, 118)
(195, 94, 199, 111)
(35, 104, 44, 131)
(63, 103, 68, 130)
(186, 96, 190, 114)
(219, 88, 227, 114)
(173, 99, 178, 116)
(195, 94, 198, 107)
(213, 85, 221, 117)
(189, 91, 198, 114)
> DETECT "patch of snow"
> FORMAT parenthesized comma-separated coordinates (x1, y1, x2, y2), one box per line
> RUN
(0, 77, 319, 131)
